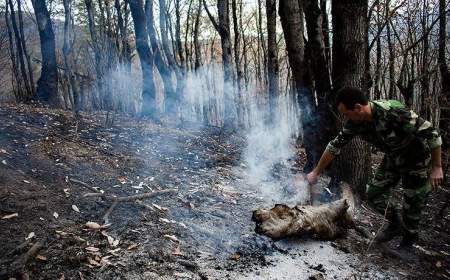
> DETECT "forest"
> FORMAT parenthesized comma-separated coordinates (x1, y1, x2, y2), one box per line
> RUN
(0, 0, 449, 279)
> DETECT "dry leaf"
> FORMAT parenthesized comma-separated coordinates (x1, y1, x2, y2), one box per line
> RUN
(2, 213, 18, 219)
(85, 246, 100, 252)
(127, 244, 138, 250)
(53, 212, 59, 219)
(72, 205, 80, 213)
(87, 258, 101, 267)
(59, 273, 65, 280)
(229, 253, 241, 261)
(112, 239, 120, 247)
(25, 232, 35, 240)
(163, 234, 179, 243)
(107, 235, 114, 245)
(172, 246, 183, 256)
(36, 254, 47, 261)
(85, 221, 102, 230)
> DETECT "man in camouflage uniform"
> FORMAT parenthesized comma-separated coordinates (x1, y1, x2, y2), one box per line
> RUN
(307, 87, 443, 247)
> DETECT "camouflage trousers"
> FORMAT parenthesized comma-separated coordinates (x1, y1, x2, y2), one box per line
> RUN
(366, 152, 431, 232)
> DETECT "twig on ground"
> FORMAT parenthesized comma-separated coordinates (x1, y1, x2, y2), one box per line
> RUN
(69, 178, 103, 193)
(83, 189, 177, 224)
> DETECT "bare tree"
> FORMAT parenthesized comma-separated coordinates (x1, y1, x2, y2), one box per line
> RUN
(31, 0, 60, 107)
(203, 0, 236, 127)
(128, 0, 157, 118)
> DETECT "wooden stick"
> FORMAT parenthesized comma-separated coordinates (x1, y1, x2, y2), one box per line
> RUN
(69, 178, 103, 193)
(103, 201, 118, 224)
(97, 189, 176, 223)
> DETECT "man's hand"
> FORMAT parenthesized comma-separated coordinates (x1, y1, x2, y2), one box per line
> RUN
(306, 171, 318, 185)
(430, 166, 444, 191)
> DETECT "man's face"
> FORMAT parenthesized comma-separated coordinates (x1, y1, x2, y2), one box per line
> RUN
(338, 103, 364, 122)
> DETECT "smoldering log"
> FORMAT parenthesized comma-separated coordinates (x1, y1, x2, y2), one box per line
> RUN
(252, 199, 354, 240)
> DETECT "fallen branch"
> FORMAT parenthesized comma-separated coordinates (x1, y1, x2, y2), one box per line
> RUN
(0, 241, 43, 278)
(82, 189, 177, 224)
(69, 178, 103, 193)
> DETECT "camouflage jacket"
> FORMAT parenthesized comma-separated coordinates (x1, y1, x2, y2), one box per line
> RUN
(326, 100, 442, 158)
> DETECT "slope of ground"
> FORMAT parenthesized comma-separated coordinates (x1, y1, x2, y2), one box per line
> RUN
(0, 103, 448, 280)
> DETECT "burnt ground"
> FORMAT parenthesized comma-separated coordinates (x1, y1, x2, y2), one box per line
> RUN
(0, 103, 449, 280)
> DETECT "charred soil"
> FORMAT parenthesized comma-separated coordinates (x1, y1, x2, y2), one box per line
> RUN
(0, 104, 448, 279)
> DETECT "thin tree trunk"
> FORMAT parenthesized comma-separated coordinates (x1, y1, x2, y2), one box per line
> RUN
(5, 3, 21, 100)
(8, 0, 32, 99)
(17, 0, 35, 97)
(63, 0, 80, 115)
(266, 0, 278, 122)
(203, 0, 236, 127)
(438, 0, 450, 179)
(386, 0, 396, 99)
(31, 0, 60, 107)
(193, 0, 202, 71)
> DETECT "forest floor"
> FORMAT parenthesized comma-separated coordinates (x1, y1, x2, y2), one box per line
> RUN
(0, 103, 449, 280)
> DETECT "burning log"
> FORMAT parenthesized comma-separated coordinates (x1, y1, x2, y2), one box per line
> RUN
(252, 199, 354, 240)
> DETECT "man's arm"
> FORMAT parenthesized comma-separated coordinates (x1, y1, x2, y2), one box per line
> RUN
(306, 121, 359, 185)
(394, 107, 443, 190)
(431, 146, 443, 190)
(307, 150, 335, 185)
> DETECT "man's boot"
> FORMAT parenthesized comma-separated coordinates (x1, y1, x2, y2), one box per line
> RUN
(374, 209, 403, 243)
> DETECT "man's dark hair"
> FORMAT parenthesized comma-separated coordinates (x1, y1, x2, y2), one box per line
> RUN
(335, 87, 369, 110)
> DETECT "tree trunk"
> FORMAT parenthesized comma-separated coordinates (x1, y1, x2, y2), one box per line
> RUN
(304, 0, 334, 166)
(128, 0, 157, 118)
(193, 0, 202, 71)
(438, 0, 450, 179)
(420, 0, 430, 119)
(17, 0, 35, 98)
(62, 0, 80, 114)
(331, 0, 371, 197)
(8, 0, 32, 100)
(266, 0, 278, 122)
(31, 0, 60, 107)
(145, 0, 177, 114)
(4, 3, 21, 100)
(279, 0, 318, 172)
(203, 0, 235, 127)
(386, 0, 396, 99)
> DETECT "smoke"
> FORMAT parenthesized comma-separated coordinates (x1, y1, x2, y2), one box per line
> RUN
(179, 64, 310, 206)
(240, 93, 310, 207)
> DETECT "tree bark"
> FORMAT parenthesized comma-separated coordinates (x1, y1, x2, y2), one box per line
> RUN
(8, 0, 32, 100)
(266, 0, 278, 122)
(31, 0, 60, 107)
(331, 0, 371, 197)
(279, 0, 318, 172)
(62, 0, 80, 114)
(128, 0, 157, 118)
(438, 0, 450, 179)
(193, 0, 202, 71)
(304, 0, 334, 165)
